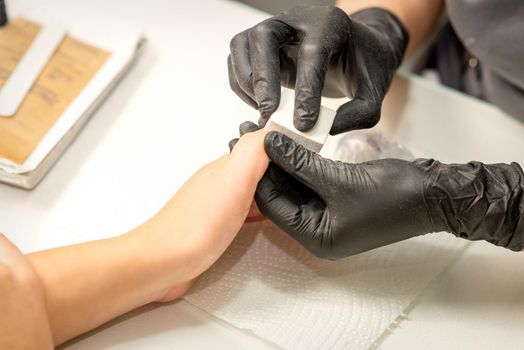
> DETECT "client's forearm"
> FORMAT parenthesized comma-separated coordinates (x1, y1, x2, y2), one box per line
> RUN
(24, 129, 268, 346)
(336, 0, 444, 56)
(26, 231, 184, 345)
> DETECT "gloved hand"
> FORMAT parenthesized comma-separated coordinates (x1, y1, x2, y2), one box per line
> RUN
(227, 5, 408, 134)
(255, 131, 524, 259)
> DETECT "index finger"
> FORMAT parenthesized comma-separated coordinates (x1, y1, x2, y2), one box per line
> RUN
(248, 19, 295, 125)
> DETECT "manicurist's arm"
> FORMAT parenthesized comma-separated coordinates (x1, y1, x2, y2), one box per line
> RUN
(336, 0, 444, 56)
(27, 129, 268, 345)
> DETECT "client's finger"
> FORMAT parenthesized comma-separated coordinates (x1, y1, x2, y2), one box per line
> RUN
(230, 121, 261, 153)
(228, 129, 269, 190)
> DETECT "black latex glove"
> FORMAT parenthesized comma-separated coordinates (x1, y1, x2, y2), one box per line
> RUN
(0, 0, 7, 26)
(228, 5, 408, 134)
(255, 131, 524, 259)
(228, 121, 262, 152)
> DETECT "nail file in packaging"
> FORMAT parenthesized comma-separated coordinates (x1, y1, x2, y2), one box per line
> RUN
(264, 88, 336, 152)
(0, 23, 65, 117)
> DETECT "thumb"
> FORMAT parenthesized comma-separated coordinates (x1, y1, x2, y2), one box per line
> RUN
(228, 129, 269, 188)
(255, 164, 329, 257)
(330, 96, 381, 135)
(263, 131, 332, 194)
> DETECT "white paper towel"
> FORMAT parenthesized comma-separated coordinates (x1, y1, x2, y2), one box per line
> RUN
(185, 222, 467, 350)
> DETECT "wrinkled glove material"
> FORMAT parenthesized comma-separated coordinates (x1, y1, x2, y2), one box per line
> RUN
(422, 159, 524, 251)
(228, 5, 408, 134)
(256, 132, 524, 259)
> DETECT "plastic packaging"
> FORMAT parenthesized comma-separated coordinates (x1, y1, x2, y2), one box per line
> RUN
(320, 129, 414, 163)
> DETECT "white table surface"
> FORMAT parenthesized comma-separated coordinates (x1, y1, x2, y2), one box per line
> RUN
(3, 0, 524, 349)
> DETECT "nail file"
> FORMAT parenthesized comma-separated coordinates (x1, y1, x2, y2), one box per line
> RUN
(264, 88, 336, 152)
(0, 23, 66, 117)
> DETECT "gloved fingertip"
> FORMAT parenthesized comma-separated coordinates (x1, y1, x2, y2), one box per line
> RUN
(258, 115, 269, 128)
(228, 138, 239, 152)
(264, 131, 283, 149)
(328, 123, 345, 136)
(331, 99, 381, 135)
(258, 105, 276, 122)
(264, 131, 293, 162)
(293, 117, 315, 132)
(329, 108, 354, 135)
(293, 89, 321, 131)
(239, 121, 260, 136)
(256, 92, 279, 121)
(264, 130, 289, 147)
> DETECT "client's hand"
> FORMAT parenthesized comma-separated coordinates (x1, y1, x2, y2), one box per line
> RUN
(132, 128, 269, 300)
(0, 235, 53, 349)
(21, 128, 269, 345)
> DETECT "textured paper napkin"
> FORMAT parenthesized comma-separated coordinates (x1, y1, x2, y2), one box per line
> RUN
(185, 222, 467, 350)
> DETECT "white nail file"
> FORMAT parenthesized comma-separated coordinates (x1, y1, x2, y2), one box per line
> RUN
(264, 88, 336, 152)
(0, 23, 66, 117)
